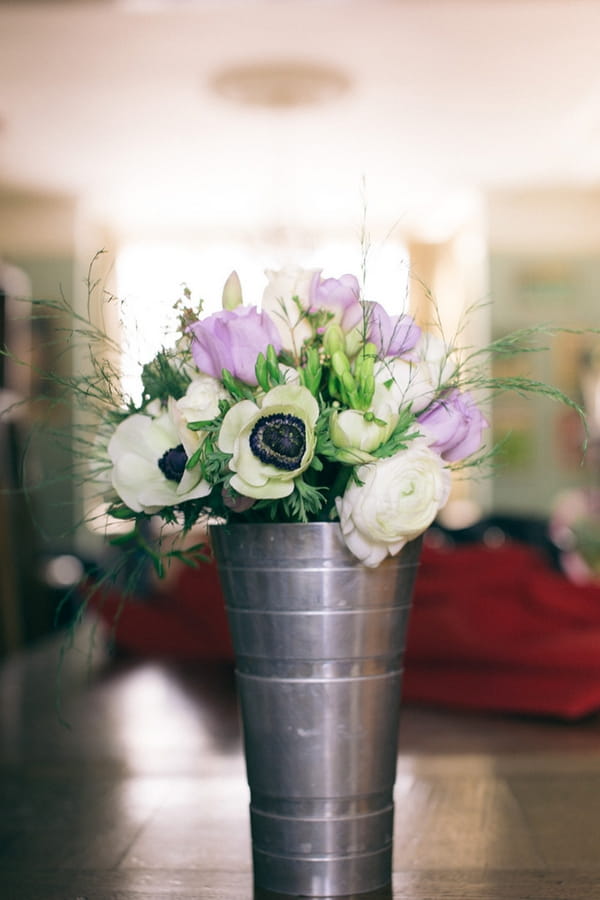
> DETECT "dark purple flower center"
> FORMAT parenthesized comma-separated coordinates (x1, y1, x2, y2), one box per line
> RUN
(249, 413, 306, 471)
(158, 444, 188, 483)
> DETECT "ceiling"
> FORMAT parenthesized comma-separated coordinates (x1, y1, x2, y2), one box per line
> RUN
(1, 0, 600, 243)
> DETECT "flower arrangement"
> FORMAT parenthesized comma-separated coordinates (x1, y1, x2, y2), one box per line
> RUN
(550, 487, 600, 583)
(2, 249, 586, 592)
(86, 258, 579, 571)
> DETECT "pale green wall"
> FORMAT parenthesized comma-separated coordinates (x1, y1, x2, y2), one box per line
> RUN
(7, 255, 78, 552)
(489, 252, 598, 517)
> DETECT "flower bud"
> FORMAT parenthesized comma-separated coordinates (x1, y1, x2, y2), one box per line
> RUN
(341, 370, 357, 397)
(330, 406, 398, 464)
(358, 373, 376, 409)
(331, 349, 351, 378)
(254, 352, 270, 392)
(222, 271, 243, 310)
(323, 323, 346, 357)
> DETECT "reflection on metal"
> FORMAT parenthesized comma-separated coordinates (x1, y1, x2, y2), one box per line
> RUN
(211, 521, 421, 897)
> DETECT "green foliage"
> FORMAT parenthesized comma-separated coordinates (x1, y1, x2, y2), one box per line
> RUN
(141, 348, 191, 404)
(371, 408, 418, 459)
(220, 368, 256, 401)
(282, 477, 327, 522)
(255, 343, 287, 392)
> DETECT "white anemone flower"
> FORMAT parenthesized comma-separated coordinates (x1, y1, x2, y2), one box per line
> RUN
(108, 406, 212, 514)
(218, 384, 319, 499)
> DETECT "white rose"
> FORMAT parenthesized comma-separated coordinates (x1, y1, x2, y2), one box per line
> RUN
(261, 264, 320, 356)
(375, 333, 456, 414)
(108, 406, 212, 514)
(173, 375, 230, 459)
(335, 439, 451, 566)
(176, 375, 228, 421)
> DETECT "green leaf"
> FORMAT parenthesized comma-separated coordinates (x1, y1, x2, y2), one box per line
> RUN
(187, 420, 214, 431)
(108, 505, 137, 520)
(371, 408, 417, 459)
(220, 368, 255, 401)
(109, 531, 137, 546)
(185, 444, 203, 470)
(151, 555, 165, 578)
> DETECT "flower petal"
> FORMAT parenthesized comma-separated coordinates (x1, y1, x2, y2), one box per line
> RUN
(230, 471, 294, 500)
(218, 400, 259, 453)
(261, 384, 319, 425)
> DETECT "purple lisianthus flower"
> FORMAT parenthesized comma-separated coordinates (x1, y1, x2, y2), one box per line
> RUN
(310, 274, 363, 332)
(418, 389, 489, 462)
(188, 306, 282, 386)
(367, 302, 421, 358)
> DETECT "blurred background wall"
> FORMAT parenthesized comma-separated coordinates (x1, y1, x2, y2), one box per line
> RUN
(1, 0, 599, 652)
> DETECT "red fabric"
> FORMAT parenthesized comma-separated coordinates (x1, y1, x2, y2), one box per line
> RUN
(404, 541, 600, 720)
(88, 539, 600, 719)
(89, 560, 234, 661)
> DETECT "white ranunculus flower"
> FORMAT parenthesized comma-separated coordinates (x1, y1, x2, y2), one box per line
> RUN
(108, 405, 212, 514)
(375, 333, 456, 414)
(335, 439, 451, 566)
(217, 384, 319, 499)
(261, 264, 320, 356)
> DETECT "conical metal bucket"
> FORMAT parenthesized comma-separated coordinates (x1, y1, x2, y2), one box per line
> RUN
(210, 522, 422, 898)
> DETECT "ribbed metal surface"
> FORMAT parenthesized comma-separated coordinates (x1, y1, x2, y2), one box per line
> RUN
(210, 522, 421, 897)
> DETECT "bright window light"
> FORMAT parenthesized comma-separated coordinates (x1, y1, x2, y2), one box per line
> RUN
(116, 238, 409, 403)
(116, 241, 268, 402)
(302, 240, 410, 313)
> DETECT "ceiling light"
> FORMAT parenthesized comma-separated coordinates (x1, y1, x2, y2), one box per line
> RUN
(210, 60, 351, 110)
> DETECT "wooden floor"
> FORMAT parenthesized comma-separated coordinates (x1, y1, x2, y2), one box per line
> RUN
(2, 617, 600, 900)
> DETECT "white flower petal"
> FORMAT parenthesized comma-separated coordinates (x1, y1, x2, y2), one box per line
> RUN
(218, 400, 259, 453)
(230, 471, 294, 500)
(177, 467, 211, 499)
(261, 265, 319, 354)
(108, 407, 212, 513)
(111, 453, 166, 513)
(109, 413, 172, 465)
(342, 522, 390, 567)
(336, 441, 451, 564)
(261, 384, 319, 424)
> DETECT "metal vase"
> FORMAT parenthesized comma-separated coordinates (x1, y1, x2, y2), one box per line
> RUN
(210, 521, 422, 898)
